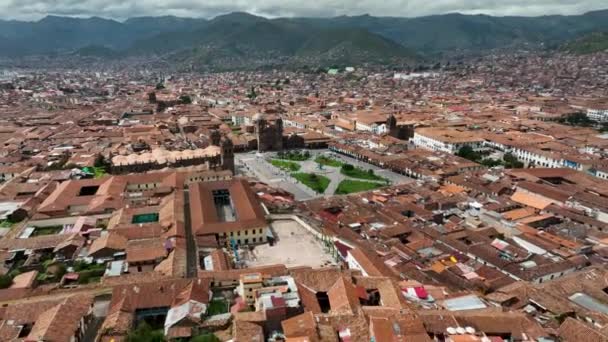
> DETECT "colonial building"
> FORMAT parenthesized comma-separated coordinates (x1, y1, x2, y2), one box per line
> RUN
(189, 178, 269, 248)
(254, 113, 283, 152)
(387, 114, 415, 140)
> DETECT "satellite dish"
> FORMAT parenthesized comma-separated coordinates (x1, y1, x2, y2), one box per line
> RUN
(446, 327, 457, 335)
(456, 327, 466, 335)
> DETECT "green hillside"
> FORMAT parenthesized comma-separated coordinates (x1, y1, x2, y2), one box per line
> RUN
(562, 32, 608, 54)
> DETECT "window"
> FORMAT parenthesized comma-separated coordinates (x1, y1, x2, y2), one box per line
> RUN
(252, 237, 256, 243)
(237, 231, 241, 236)
(244, 239, 248, 244)
(17, 324, 32, 338)
(244, 230, 248, 235)
(259, 229, 263, 234)
(316, 292, 331, 313)
(230, 232, 234, 237)
(137, 266, 142, 272)
(78, 185, 99, 196)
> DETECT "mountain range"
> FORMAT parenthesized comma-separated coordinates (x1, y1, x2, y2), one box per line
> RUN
(1, 10, 608, 69)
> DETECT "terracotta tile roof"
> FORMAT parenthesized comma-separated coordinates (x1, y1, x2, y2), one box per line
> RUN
(125, 237, 167, 263)
(291, 267, 344, 292)
(370, 315, 432, 342)
(418, 309, 547, 339)
(353, 276, 408, 309)
(296, 282, 322, 313)
(517, 181, 572, 202)
(348, 247, 388, 277)
(210, 249, 230, 271)
(282, 311, 318, 341)
(0, 233, 79, 251)
(328, 276, 360, 314)
(172, 280, 211, 306)
(25, 295, 93, 342)
(154, 243, 187, 278)
(101, 279, 210, 336)
(511, 190, 555, 210)
(9, 270, 38, 289)
(501, 207, 537, 221)
(88, 232, 128, 257)
(189, 178, 267, 235)
(233, 320, 264, 342)
(0, 297, 64, 325)
(559, 317, 608, 342)
(198, 264, 287, 282)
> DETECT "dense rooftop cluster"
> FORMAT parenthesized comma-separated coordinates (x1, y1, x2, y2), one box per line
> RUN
(0, 51, 606, 341)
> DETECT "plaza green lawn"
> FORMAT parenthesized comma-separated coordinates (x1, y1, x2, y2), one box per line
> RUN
(335, 180, 384, 195)
(270, 159, 301, 172)
(292, 173, 330, 193)
(276, 151, 310, 161)
(315, 155, 344, 167)
(340, 166, 385, 181)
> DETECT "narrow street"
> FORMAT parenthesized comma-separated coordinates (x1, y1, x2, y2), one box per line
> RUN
(183, 188, 197, 278)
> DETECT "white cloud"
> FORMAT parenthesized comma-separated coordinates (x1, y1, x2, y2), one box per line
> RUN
(0, 0, 606, 21)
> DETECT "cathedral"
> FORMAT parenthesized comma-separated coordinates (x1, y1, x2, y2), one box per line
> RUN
(254, 113, 284, 152)
(387, 114, 414, 140)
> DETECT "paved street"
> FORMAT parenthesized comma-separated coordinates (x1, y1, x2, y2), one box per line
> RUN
(235, 149, 414, 198)
(183, 188, 198, 278)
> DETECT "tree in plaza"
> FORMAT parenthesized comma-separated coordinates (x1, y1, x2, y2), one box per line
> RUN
(456, 145, 481, 162)
(503, 153, 524, 168)
(341, 163, 354, 172)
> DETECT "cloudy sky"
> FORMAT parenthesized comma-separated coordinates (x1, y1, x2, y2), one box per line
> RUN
(0, 0, 606, 21)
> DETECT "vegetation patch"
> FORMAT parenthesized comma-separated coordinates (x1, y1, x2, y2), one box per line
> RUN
(335, 180, 384, 195)
(0, 274, 13, 289)
(456, 146, 524, 169)
(557, 112, 608, 132)
(73, 260, 106, 284)
(562, 32, 608, 55)
(126, 321, 165, 342)
(340, 164, 385, 181)
(315, 155, 344, 167)
(207, 299, 229, 316)
(32, 225, 63, 236)
(292, 173, 330, 193)
(270, 159, 301, 172)
(191, 334, 221, 342)
(0, 219, 18, 229)
(36, 260, 68, 284)
(276, 150, 310, 161)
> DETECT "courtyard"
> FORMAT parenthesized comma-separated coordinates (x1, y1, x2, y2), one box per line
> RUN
(242, 219, 335, 268)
